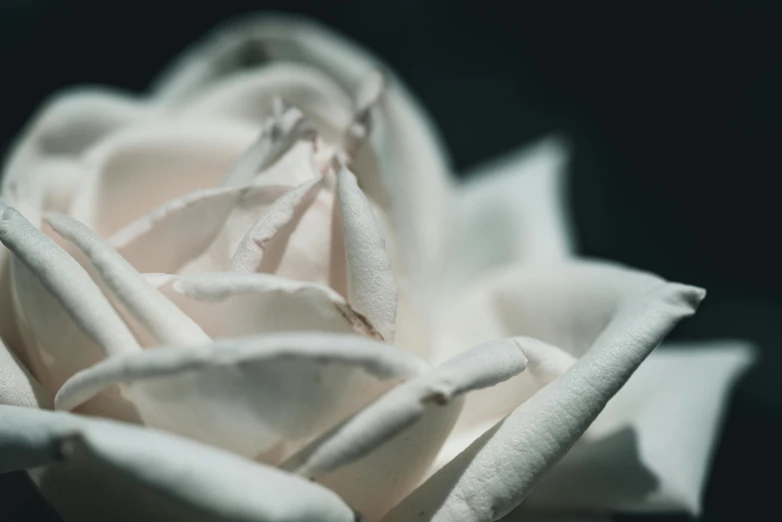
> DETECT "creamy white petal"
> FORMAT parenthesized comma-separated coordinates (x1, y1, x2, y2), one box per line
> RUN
(110, 184, 287, 275)
(45, 213, 210, 346)
(54, 333, 427, 464)
(283, 339, 526, 520)
(447, 137, 573, 289)
(383, 280, 704, 521)
(0, 338, 50, 408)
(523, 342, 754, 515)
(69, 120, 257, 237)
(2, 88, 152, 201)
(231, 178, 323, 273)
(0, 204, 140, 393)
(0, 405, 357, 522)
(337, 165, 397, 342)
(153, 272, 378, 340)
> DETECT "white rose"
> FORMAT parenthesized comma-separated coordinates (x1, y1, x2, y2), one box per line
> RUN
(0, 14, 752, 522)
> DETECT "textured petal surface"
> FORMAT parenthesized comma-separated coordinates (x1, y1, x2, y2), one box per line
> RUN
(383, 278, 704, 521)
(447, 138, 573, 289)
(283, 339, 526, 521)
(523, 342, 754, 515)
(0, 338, 50, 408)
(54, 333, 427, 464)
(69, 120, 257, 237)
(0, 205, 140, 392)
(337, 165, 397, 342)
(0, 405, 356, 522)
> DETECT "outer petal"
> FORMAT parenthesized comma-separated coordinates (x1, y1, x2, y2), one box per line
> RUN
(54, 332, 427, 465)
(383, 278, 704, 521)
(522, 342, 754, 515)
(282, 339, 527, 521)
(68, 120, 257, 237)
(2, 88, 152, 212)
(0, 405, 357, 522)
(0, 205, 140, 393)
(447, 137, 573, 290)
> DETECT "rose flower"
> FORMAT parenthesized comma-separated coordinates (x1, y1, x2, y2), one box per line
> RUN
(0, 14, 751, 522)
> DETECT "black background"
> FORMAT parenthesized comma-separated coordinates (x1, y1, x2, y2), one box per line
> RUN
(1, 1, 780, 520)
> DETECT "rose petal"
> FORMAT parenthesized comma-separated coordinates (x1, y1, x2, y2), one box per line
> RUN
(0, 205, 140, 392)
(2, 88, 152, 201)
(54, 333, 427, 465)
(282, 338, 527, 520)
(152, 272, 379, 340)
(337, 164, 397, 342)
(0, 338, 51, 408)
(0, 405, 357, 522)
(446, 137, 573, 290)
(383, 281, 704, 521)
(173, 64, 353, 144)
(523, 342, 754, 515)
(69, 120, 258, 237)
(45, 213, 210, 346)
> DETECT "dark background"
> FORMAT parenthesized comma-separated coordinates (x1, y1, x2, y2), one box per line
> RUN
(1, 0, 780, 520)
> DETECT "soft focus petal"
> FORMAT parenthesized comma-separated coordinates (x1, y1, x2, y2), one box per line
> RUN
(0, 338, 50, 408)
(0, 204, 140, 393)
(383, 280, 703, 521)
(151, 272, 378, 340)
(0, 405, 357, 522)
(447, 137, 573, 290)
(54, 333, 427, 465)
(2, 88, 152, 209)
(523, 342, 754, 515)
(69, 120, 257, 237)
(337, 164, 397, 342)
(283, 339, 526, 520)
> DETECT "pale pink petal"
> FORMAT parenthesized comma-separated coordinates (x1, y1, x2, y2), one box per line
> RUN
(45, 213, 210, 346)
(231, 178, 323, 273)
(447, 137, 573, 288)
(282, 339, 526, 520)
(337, 164, 397, 342)
(151, 272, 379, 340)
(0, 204, 140, 393)
(110, 184, 289, 275)
(69, 120, 258, 237)
(0, 405, 357, 522)
(54, 333, 427, 465)
(383, 279, 704, 521)
(523, 342, 753, 515)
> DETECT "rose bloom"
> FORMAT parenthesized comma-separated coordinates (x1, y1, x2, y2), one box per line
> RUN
(0, 14, 751, 522)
